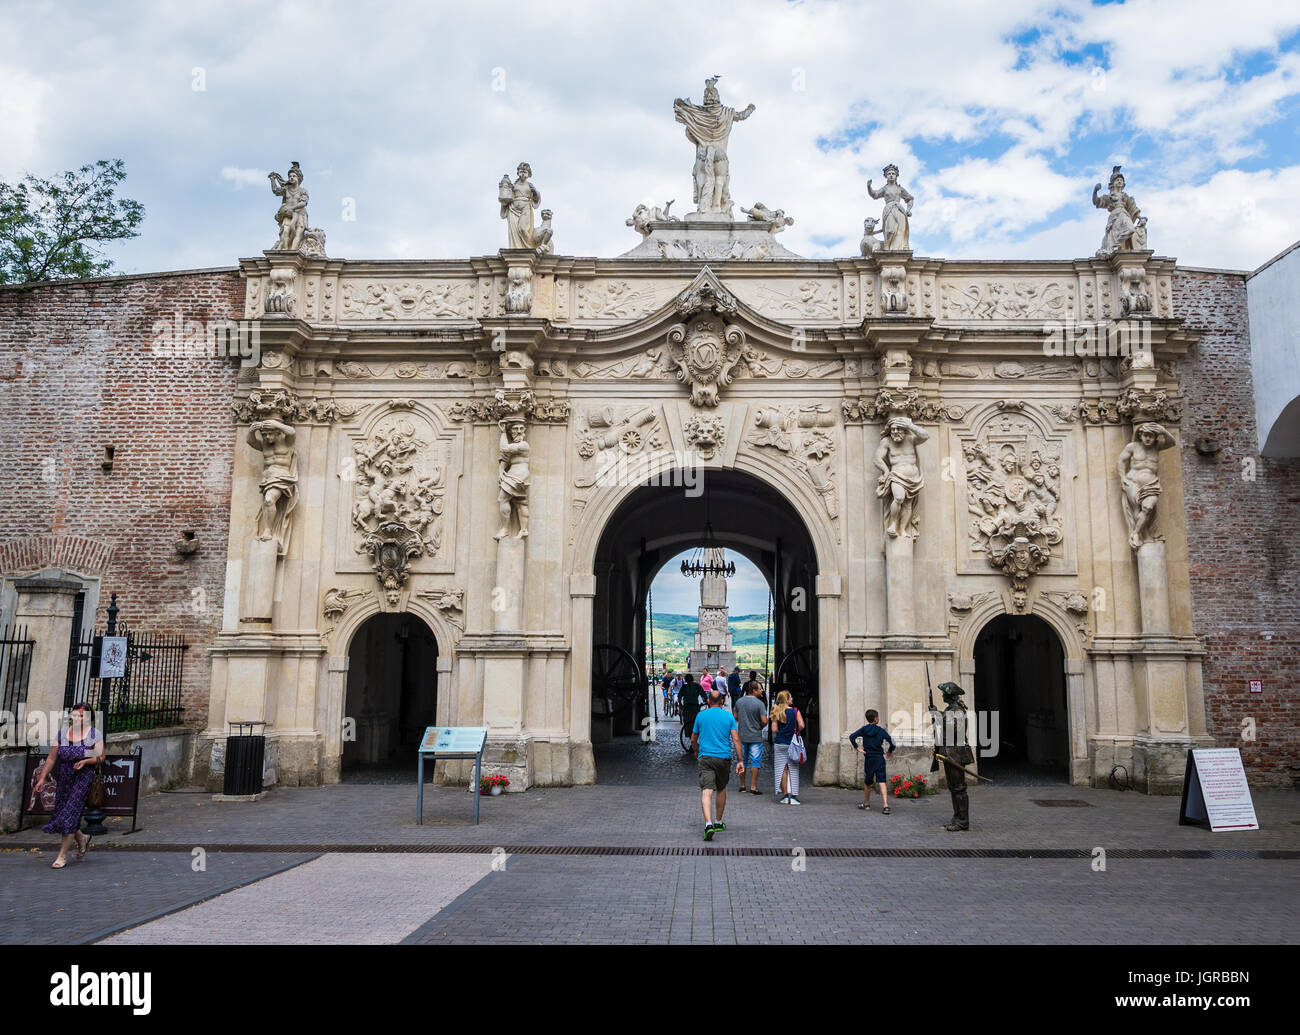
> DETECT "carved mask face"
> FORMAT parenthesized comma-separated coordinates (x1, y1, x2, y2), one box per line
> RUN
(1139, 431, 1155, 446)
(890, 426, 905, 442)
(509, 423, 525, 442)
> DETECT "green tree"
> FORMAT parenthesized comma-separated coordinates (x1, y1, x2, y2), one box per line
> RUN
(0, 159, 144, 285)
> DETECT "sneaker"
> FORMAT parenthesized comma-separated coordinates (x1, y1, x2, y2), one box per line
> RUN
(703, 824, 715, 841)
(778, 794, 790, 804)
(713, 820, 725, 831)
(788, 796, 803, 806)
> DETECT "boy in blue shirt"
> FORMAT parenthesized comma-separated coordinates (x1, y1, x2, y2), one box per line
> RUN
(849, 709, 896, 813)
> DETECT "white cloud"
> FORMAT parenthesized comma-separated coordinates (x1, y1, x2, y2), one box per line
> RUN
(1, 0, 1297, 271)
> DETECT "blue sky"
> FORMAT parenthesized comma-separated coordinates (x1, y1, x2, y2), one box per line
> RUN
(650, 550, 770, 617)
(3, 1, 1299, 272)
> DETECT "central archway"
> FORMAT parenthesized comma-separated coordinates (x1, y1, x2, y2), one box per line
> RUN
(587, 468, 821, 783)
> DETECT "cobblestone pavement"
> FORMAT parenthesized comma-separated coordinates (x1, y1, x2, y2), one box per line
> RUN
(403, 855, 1299, 945)
(3, 727, 1294, 852)
(3, 731, 1296, 945)
(103, 853, 494, 944)
(0, 850, 313, 944)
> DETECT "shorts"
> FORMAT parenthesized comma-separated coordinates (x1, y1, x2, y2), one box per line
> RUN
(864, 757, 887, 785)
(742, 742, 763, 770)
(698, 755, 731, 791)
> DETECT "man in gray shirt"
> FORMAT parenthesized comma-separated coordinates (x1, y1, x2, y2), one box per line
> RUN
(734, 673, 770, 795)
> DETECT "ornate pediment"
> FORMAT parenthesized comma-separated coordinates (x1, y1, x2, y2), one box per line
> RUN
(665, 314, 746, 408)
(672, 267, 740, 320)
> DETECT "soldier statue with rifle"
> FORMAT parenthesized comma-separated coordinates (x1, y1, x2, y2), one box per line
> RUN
(928, 679, 987, 832)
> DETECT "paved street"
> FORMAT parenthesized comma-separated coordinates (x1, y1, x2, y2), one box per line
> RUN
(2, 725, 1297, 944)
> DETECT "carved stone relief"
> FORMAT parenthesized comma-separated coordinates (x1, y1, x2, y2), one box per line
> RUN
(323, 587, 370, 635)
(746, 405, 839, 520)
(340, 280, 474, 320)
(352, 416, 447, 558)
(1040, 589, 1092, 639)
(744, 280, 841, 320)
(575, 281, 673, 320)
(414, 587, 465, 631)
(940, 279, 1074, 320)
(665, 315, 746, 407)
(232, 389, 361, 425)
(575, 405, 665, 487)
(683, 412, 727, 460)
(962, 409, 1066, 592)
(842, 388, 965, 424)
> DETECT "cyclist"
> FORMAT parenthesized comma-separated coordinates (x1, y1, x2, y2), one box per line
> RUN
(678, 673, 706, 749)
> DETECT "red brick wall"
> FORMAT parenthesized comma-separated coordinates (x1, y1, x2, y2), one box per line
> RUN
(0, 269, 243, 725)
(1175, 268, 1300, 787)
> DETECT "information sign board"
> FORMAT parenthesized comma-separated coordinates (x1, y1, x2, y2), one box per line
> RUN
(1178, 748, 1259, 832)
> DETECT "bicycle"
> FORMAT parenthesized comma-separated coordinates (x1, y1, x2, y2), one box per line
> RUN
(679, 709, 698, 752)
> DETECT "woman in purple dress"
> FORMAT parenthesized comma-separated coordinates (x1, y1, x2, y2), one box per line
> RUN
(34, 702, 104, 868)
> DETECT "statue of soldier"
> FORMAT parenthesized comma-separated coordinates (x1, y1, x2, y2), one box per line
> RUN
(930, 681, 974, 832)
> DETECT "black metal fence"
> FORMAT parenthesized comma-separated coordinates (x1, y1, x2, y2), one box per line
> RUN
(65, 626, 189, 732)
(0, 623, 34, 717)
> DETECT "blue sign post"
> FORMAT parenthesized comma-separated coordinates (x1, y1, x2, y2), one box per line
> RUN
(417, 726, 489, 825)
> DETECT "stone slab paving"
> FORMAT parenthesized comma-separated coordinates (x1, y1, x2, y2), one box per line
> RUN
(404, 854, 1300, 945)
(0, 850, 313, 945)
(103, 853, 494, 944)
(4, 777, 1294, 852)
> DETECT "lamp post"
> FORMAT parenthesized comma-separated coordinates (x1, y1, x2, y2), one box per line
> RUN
(82, 593, 119, 836)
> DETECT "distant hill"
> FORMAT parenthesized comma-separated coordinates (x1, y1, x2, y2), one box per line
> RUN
(646, 613, 774, 669)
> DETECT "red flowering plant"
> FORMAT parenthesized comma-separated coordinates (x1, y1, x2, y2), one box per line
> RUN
(480, 774, 510, 794)
(888, 773, 932, 799)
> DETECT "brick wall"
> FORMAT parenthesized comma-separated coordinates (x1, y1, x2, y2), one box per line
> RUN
(0, 269, 244, 726)
(1176, 268, 1300, 787)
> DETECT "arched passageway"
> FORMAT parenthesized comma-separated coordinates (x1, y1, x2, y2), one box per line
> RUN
(973, 613, 1068, 784)
(589, 468, 820, 783)
(342, 611, 439, 778)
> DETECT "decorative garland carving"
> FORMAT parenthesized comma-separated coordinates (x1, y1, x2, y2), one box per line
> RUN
(841, 388, 965, 424)
(231, 389, 360, 425)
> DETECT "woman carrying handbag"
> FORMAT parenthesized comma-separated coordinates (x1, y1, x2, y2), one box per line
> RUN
(769, 690, 806, 805)
(33, 702, 105, 868)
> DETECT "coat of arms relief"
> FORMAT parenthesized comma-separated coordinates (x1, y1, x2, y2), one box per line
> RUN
(960, 404, 1068, 605)
(349, 414, 449, 602)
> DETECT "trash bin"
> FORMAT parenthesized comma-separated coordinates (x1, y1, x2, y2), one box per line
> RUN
(223, 721, 266, 796)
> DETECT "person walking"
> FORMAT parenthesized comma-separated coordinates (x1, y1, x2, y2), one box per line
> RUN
(679, 673, 706, 745)
(727, 667, 743, 709)
(33, 702, 104, 868)
(734, 674, 769, 794)
(770, 690, 805, 804)
(700, 669, 714, 697)
(691, 690, 744, 840)
(850, 709, 896, 813)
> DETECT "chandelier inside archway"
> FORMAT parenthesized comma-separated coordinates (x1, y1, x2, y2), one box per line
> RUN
(680, 522, 736, 579)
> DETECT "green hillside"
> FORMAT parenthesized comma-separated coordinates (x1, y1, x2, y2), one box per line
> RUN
(646, 613, 774, 670)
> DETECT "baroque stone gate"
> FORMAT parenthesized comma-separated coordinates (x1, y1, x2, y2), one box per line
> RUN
(203, 103, 1208, 794)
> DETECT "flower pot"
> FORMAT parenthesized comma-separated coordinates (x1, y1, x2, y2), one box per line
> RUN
(490, 785, 503, 796)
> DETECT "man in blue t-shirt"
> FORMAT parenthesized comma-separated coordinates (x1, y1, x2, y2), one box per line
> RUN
(691, 691, 744, 841)
(849, 709, 896, 813)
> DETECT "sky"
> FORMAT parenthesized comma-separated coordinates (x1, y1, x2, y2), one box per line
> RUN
(3, 1, 1299, 274)
(651, 550, 770, 617)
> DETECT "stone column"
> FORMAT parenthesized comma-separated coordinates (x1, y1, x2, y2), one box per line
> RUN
(11, 576, 81, 724)
(568, 574, 596, 785)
